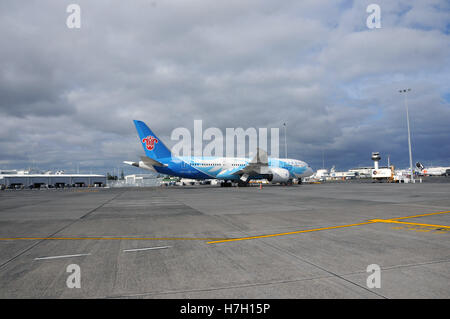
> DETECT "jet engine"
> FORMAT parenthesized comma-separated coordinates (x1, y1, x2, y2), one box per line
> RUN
(268, 167, 290, 183)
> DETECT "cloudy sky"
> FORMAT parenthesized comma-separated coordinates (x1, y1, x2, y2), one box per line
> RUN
(0, 0, 449, 174)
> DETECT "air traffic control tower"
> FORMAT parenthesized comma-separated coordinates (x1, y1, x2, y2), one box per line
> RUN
(371, 152, 381, 170)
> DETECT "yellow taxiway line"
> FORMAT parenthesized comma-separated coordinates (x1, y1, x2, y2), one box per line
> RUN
(0, 237, 232, 241)
(369, 219, 450, 229)
(207, 210, 450, 244)
(207, 221, 377, 244)
(389, 210, 450, 220)
(1, 211, 449, 244)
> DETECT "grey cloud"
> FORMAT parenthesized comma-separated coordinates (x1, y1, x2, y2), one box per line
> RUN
(0, 0, 449, 173)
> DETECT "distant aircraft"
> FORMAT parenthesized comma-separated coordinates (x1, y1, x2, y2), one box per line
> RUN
(124, 120, 313, 186)
(416, 162, 450, 176)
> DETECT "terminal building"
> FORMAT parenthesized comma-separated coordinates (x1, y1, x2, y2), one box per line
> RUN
(0, 170, 106, 189)
(348, 167, 373, 178)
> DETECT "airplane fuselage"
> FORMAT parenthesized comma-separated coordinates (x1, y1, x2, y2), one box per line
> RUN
(421, 167, 450, 176)
(137, 156, 312, 181)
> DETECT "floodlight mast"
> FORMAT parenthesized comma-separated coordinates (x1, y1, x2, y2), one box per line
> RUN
(399, 88, 414, 183)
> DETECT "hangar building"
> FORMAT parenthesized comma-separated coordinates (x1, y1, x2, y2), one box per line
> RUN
(0, 170, 106, 189)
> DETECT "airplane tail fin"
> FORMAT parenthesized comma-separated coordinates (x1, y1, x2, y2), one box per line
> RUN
(416, 162, 424, 171)
(133, 120, 172, 160)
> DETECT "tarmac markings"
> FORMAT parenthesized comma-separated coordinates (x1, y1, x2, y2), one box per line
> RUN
(34, 253, 91, 261)
(1, 211, 449, 245)
(32, 247, 172, 262)
(123, 246, 172, 252)
(207, 210, 450, 244)
(390, 210, 450, 221)
(391, 225, 450, 234)
(0, 237, 231, 241)
(369, 219, 450, 229)
(206, 222, 377, 244)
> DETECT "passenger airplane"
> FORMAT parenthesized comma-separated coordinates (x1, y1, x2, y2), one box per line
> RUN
(124, 120, 313, 186)
(416, 162, 450, 176)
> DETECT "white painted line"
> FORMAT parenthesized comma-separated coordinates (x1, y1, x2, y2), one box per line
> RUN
(34, 253, 91, 261)
(123, 246, 172, 252)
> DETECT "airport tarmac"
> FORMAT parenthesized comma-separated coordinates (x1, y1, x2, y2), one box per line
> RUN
(0, 183, 449, 299)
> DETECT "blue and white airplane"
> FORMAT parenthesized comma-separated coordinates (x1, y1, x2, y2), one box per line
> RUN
(124, 120, 313, 186)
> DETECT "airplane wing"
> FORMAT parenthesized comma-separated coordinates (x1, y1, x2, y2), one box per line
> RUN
(235, 148, 271, 181)
(140, 156, 167, 167)
(123, 161, 139, 167)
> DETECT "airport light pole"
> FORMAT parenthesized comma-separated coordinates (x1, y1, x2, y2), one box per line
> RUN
(283, 123, 287, 159)
(322, 149, 325, 169)
(399, 88, 414, 183)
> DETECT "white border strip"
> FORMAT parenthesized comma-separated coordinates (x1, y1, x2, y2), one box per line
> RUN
(34, 253, 91, 260)
(123, 246, 172, 252)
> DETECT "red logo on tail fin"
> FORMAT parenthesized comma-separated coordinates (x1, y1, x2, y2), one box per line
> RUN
(142, 136, 158, 151)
